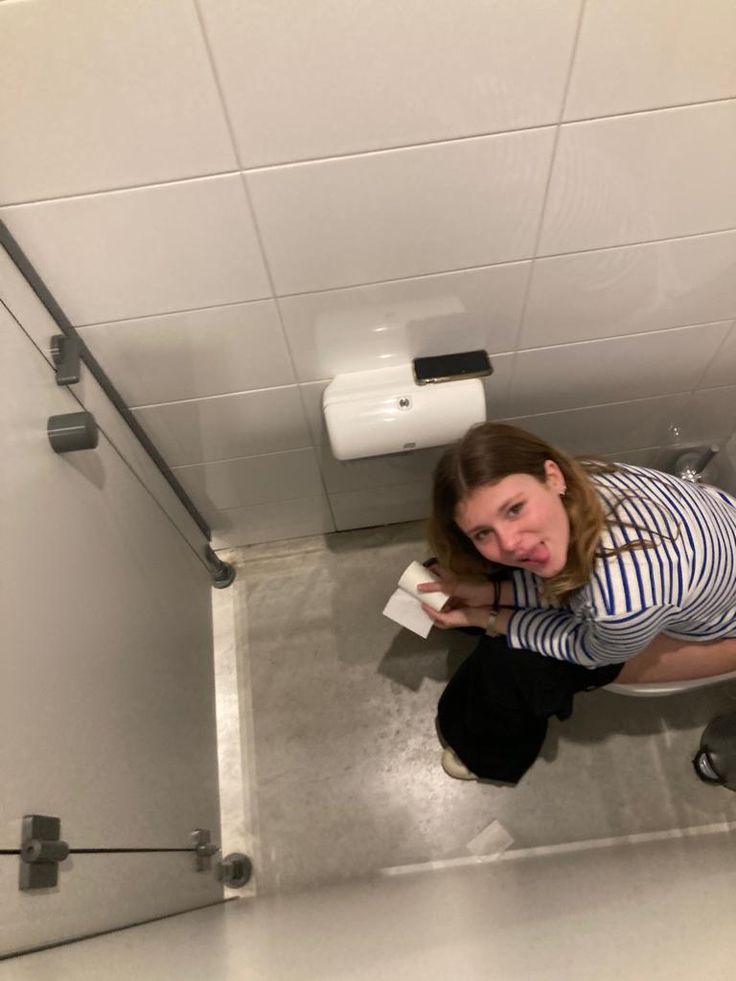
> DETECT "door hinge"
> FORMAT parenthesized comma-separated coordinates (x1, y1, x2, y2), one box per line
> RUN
(191, 827, 220, 871)
(19, 814, 70, 891)
(191, 829, 253, 888)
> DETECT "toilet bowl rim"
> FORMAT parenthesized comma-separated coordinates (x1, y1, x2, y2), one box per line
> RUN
(605, 669, 736, 697)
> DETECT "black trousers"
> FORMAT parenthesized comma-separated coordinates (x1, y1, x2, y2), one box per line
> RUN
(437, 635, 623, 784)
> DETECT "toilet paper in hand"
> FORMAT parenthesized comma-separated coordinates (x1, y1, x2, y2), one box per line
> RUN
(383, 561, 449, 638)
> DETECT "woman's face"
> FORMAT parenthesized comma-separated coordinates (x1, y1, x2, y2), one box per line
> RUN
(454, 460, 570, 578)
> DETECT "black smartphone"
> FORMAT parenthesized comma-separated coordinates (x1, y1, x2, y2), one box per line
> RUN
(413, 350, 493, 385)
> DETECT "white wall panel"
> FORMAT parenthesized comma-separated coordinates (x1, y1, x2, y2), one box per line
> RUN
(0, 176, 271, 325)
(566, 0, 736, 120)
(278, 262, 529, 382)
(0, 0, 237, 203)
(698, 321, 736, 390)
(506, 322, 731, 418)
(329, 480, 431, 531)
(133, 387, 311, 467)
(210, 497, 335, 548)
(173, 449, 324, 514)
(78, 301, 293, 407)
(3, 1, 734, 541)
(520, 230, 736, 348)
(199, 0, 581, 166)
(539, 101, 736, 256)
(248, 129, 556, 294)
(680, 385, 736, 444)
(507, 393, 688, 457)
(316, 444, 445, 495)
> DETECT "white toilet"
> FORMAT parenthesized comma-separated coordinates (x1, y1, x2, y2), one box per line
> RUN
(606, 670, 736, 698)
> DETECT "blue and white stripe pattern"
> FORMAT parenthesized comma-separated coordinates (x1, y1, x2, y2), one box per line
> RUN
(506, 464, 736, 667)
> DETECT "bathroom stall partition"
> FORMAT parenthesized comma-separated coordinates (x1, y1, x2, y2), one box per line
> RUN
(2, 226, 735, 979)
(0, 243, 227, 958)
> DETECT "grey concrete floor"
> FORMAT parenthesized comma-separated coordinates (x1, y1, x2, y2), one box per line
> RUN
(216, 520, 736, 896)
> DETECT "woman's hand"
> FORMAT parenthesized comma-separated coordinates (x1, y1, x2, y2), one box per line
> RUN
(416, 562, 496, 607)
(421, 602, 493, 631)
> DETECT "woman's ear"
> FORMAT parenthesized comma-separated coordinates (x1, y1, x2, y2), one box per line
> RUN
(543, 459, 566, 494)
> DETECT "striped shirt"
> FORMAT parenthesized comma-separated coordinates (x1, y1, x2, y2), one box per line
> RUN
(506, 464, 736, 667)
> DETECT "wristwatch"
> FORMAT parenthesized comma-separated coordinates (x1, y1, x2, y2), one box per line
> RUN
(485, 609, 500, 637)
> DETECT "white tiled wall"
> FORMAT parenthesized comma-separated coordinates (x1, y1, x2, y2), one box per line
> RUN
(1, 0, 735, 546)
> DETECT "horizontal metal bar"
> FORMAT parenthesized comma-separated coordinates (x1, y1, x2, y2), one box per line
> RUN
(69, 847, 196, 854)
(0, 848, 197, 855)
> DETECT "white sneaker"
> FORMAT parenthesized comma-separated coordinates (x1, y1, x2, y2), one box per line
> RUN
(441, 747, 477, 781)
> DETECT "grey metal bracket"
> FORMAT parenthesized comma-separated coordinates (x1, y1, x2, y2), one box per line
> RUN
(204, 545, 236, 589)
(19, 814, 70, 891)
(191, 828, 220, 872)
(50, 333, 81, 386)
(216, 852, 253, 889)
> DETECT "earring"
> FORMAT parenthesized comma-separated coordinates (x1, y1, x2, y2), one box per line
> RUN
(560, 486, 567, 497)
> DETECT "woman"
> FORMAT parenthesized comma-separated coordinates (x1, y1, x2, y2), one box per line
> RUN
(419, 422, 736, 783)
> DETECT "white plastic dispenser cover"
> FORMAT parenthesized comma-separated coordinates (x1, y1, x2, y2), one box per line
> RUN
(322, 364, 486, 461)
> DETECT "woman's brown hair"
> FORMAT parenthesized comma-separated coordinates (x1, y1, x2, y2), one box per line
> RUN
(427, 422, 616, 603)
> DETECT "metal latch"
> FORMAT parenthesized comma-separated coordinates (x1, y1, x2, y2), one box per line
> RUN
(20, 814, 70, 891)
(50, 333, 81, 386)
(191, 828, 220, 871)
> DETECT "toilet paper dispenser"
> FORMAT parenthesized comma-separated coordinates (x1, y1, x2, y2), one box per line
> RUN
(322, 360, 488, 461)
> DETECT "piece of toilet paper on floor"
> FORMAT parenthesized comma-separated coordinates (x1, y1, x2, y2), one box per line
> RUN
(382, 561, 449, 638)
(466, 820, 514, 858)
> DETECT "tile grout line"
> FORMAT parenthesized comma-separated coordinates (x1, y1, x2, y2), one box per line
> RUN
(505, 0, 590, 406)
(30, 226, 736, 329)
(3, 98, 735, 209)
(126, 318, 736, 413)
(131, 383, 736, 474)
(190, 0, 339, 532)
